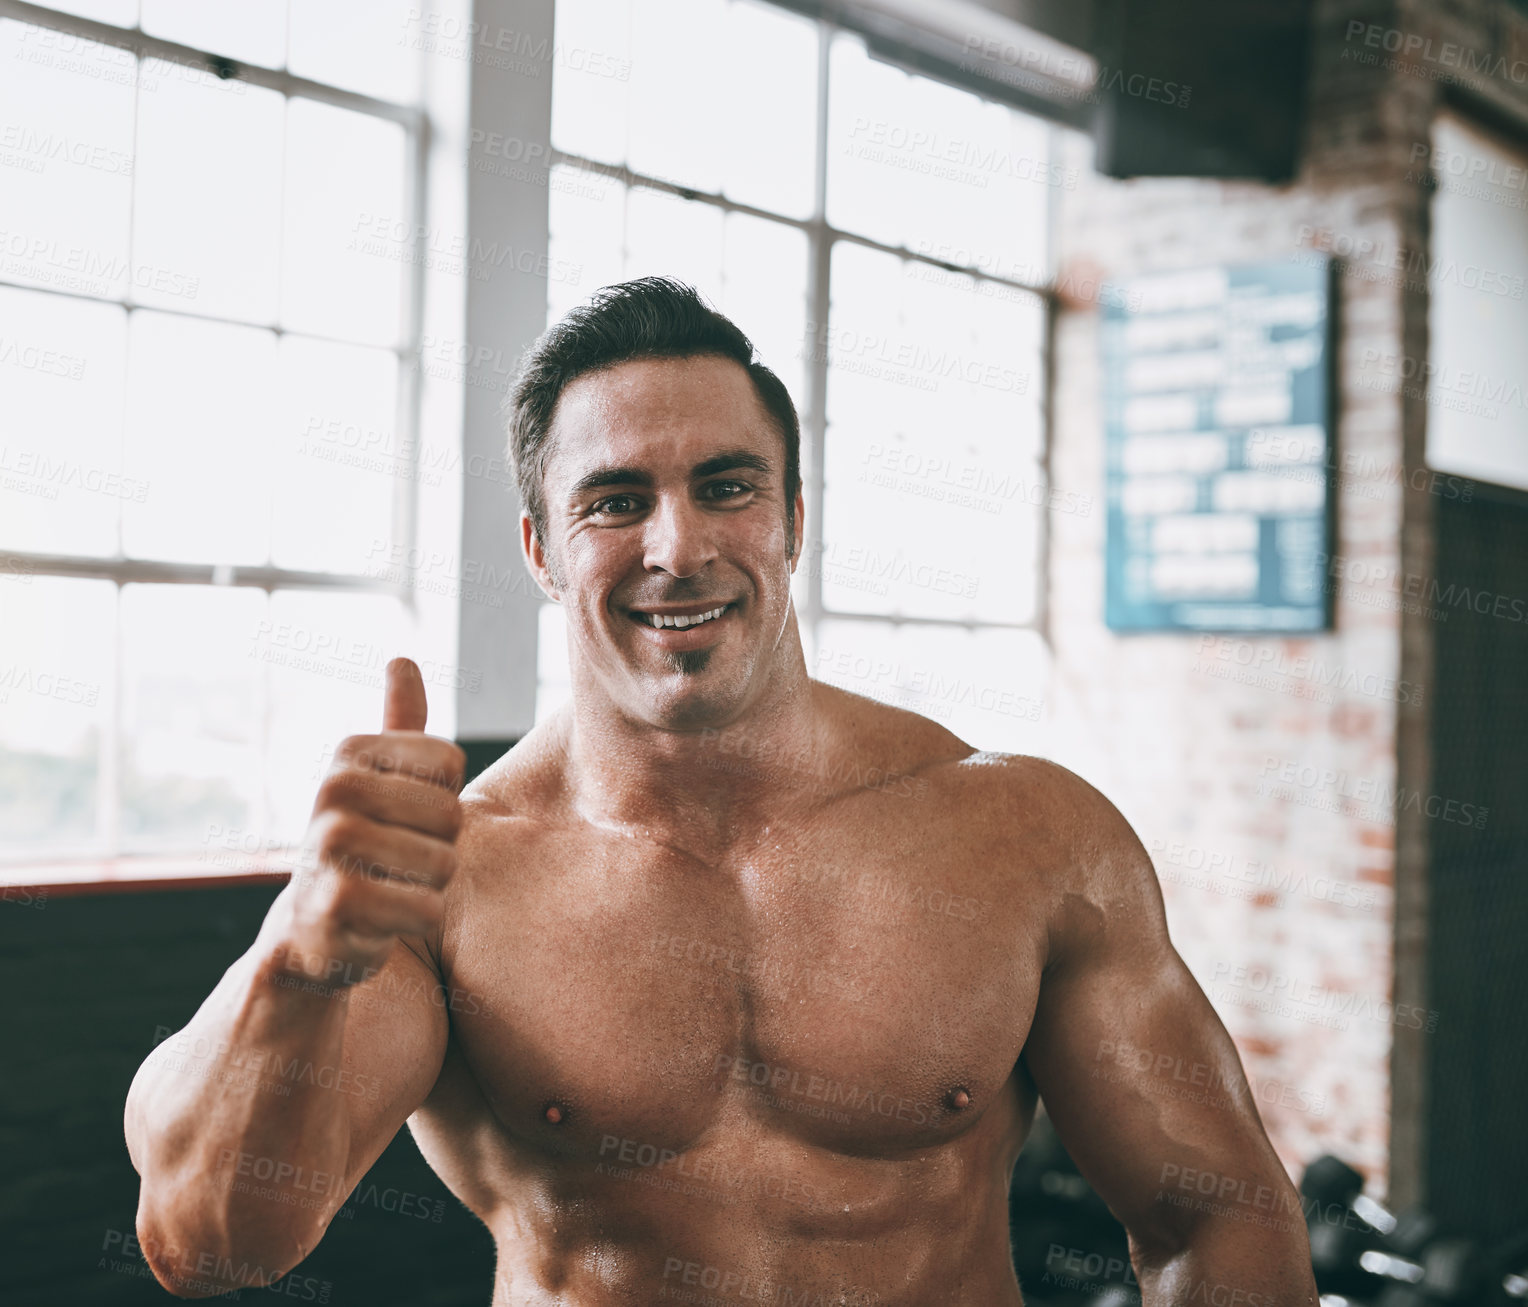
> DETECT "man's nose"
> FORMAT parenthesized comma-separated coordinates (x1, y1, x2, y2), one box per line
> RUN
(642, 495, 719, 577)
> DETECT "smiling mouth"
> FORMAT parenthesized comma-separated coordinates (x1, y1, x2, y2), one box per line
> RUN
(630, 603, 733, 630)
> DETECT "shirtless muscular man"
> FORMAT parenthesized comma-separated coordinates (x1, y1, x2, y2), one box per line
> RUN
(126, 277, 1318, 1306)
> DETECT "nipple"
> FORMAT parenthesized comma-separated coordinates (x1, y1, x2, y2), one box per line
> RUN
(544, 1103, 565, 1125)
(947, 1087, 971, 1111)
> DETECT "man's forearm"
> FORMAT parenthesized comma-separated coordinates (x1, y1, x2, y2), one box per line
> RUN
(125, 942, 358, 1297)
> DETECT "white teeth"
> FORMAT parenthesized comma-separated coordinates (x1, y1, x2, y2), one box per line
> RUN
(643, 604, 728, 630)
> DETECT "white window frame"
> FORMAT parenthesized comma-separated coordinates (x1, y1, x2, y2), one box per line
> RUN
(0, 0, 434, 862)
(540, 10, 1061, 704)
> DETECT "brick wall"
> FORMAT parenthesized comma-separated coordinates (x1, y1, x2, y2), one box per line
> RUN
(1044, 0, 1528, 1199)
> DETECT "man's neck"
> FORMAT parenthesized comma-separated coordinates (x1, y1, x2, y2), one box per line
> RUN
(556, 633, 827, 856)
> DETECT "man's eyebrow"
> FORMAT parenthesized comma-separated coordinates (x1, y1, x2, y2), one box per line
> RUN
(565, 448, 775, 498)
(692, 449, 774, 480)
(566, 465, 651, 497)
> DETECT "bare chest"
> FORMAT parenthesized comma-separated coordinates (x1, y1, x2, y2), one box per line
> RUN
(440, 812, 1045, 1163)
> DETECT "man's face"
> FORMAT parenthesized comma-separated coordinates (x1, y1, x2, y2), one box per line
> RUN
(522, 353, 804, 731)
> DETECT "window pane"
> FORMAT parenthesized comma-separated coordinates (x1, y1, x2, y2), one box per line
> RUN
(546, 165, 627, 324)
(718, 0, 817, 219)
(140, 0, 287, 67)
(30, 0, 135, 23)
(550, 0, 632, 167)
(821, 243, 1044, 623)
(535, 600, 572, 724)
(627, 0, 726, 194)
(814, 619, 1048, 753)
(554, 0, 812, 216)
(0, 20, 136, 301)
(288, 0, 420, 104)
(1425, 112, 1528, 491)
(827, 34, 1051, 280)
(0, 288, 127, 556)
(272, 335, 399, 574)
(121, 311, 278, 564)
(720, 211, 809, 413)
(120, 583, 265, 850)
(624, 186, 724, 299)
(0, 577, 114, 856)
(132, 62, 283, 319)
(263, 589, 408, 839)
(282, 97, 408, 346)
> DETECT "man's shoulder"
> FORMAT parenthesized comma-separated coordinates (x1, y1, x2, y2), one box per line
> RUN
(456, 713, 569, 833)
(923, 747, 1156, 902)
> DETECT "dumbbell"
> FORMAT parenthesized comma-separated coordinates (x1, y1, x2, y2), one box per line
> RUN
(1362, 1237, 1485, 1304)
(1301, 1156, 1438, 1296)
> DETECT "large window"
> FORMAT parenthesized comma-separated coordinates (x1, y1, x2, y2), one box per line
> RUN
(1424, 109, 1528, 493)
(0, 1, 440, 872)
(537, 0, 1055, 750)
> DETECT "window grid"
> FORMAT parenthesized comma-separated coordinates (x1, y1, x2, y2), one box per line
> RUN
(0, 1, 430, 863)
(541, 12, 1058, 725)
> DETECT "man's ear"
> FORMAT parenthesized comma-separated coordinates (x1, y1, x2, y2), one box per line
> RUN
(520, 512, 561, 600)
(788, 488, 805, 571)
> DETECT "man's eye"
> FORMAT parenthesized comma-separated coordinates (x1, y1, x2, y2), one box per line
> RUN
(591, 494, 640, 517)
(707, 480, 751, 499)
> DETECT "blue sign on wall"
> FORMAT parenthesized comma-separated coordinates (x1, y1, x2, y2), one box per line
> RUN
(1102, 258, 1335, 632)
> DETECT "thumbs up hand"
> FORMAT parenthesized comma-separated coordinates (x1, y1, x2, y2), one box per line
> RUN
(283, 658, 467, 988)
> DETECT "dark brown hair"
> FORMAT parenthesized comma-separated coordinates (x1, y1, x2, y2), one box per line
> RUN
(502, 276, 801, 560)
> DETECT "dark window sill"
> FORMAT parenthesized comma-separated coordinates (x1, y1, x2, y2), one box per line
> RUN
(1, 856, 294, 898)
